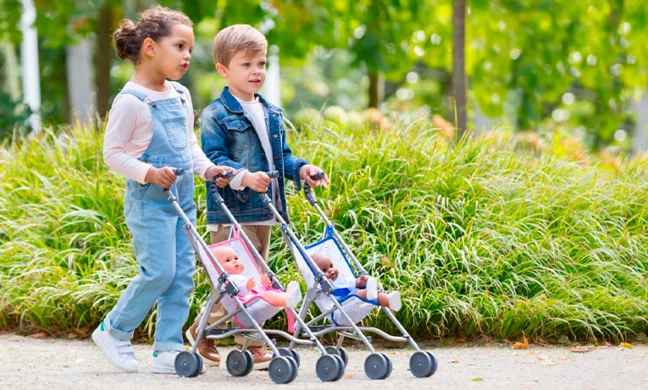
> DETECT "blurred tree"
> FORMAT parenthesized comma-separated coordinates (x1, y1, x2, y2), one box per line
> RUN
(452, 0, 466, 137)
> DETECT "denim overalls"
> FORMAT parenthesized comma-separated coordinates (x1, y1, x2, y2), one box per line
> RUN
(104, 82, 196, 352)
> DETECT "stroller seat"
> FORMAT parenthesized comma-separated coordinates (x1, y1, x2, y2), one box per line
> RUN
(196, 228, 284, 328)
(292, 227, 378, 326)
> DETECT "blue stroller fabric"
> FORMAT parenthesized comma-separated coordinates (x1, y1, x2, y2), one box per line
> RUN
(293, 226, 379, 326)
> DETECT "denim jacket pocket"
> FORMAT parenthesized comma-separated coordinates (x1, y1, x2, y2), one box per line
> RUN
(223, 119, 253, 153)
(163, 116, 188, 149)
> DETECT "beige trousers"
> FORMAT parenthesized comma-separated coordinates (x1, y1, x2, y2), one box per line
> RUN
(204, 225, 271, 347)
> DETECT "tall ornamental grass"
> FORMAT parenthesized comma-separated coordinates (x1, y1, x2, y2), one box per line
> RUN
(1, 121, 647, 342)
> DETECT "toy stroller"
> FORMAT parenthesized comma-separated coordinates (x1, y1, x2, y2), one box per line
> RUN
(164, 169, 346, 383)
(260, 172, 438, 380)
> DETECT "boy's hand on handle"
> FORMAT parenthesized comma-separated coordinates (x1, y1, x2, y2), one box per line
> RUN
(241, 171, 272, 193)
(145, 166, 177, 189)
(246, 277, 256, 291)
(356, 275, 370, 288)
(261, 275, 271, 287)
(300, 164, 329, 188)
(206, 165, 236, 188)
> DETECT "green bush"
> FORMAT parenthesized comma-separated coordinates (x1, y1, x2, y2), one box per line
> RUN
(1, 123, 647, 342)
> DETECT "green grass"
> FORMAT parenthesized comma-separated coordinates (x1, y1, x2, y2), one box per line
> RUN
(1, 121, 647, 342)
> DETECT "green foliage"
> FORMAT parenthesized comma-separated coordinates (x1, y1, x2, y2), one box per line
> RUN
(1, 122, 647, 342)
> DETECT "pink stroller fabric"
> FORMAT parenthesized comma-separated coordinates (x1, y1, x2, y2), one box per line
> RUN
(196, 228, 285, 328)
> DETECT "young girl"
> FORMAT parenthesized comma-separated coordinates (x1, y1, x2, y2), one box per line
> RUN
(93, 6, 233, 374)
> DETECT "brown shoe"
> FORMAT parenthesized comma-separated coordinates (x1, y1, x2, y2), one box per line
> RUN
(186, 321, 220, 366)
(244, 345, 272, 370)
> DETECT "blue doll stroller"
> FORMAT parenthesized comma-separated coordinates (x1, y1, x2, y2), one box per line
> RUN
(163, 170, 346, 383)
(260, 172, 438, 379)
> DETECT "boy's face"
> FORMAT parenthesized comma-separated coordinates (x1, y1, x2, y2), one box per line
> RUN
(146, 24, 194, 80)
(216, 49, 267, 101)
(315, 256, 338, 282)
(212, 247, 244, 274)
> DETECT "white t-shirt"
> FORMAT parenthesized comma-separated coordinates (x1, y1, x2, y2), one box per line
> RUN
(103, 81, 214, 184)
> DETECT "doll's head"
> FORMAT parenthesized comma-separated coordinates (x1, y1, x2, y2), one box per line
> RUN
(212, 246, 244, 274)
(312, 253, 338, 282)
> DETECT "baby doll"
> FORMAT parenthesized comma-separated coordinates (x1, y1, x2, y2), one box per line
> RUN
(212, 246, 302, 308)
(311, 253, 401, 311)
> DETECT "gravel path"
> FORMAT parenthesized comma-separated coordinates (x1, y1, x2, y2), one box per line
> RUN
(1, 333, 646, 389)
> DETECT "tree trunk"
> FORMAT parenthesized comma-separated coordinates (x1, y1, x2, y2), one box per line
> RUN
(452, 0, 467, 138)
(368, 72, 384, 108)
(632, 90, 648, 155)
(95, 6, 113, 121)
(66, 39, 94, 124)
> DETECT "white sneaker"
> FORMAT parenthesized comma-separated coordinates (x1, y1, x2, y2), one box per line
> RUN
(366, 277, 378, 301)
(151, 351, 179, 374)
(387, 292, 402, 311)
(285, 281, 302, 308)
(92, 321, 139, 373)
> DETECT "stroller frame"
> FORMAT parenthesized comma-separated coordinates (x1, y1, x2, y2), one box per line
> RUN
(166, 170, 346, 383)
(259, 174, 438, 379)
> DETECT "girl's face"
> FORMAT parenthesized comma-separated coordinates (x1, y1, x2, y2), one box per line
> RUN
(148, 24, 194, 80)
(216, 50, 267, 101)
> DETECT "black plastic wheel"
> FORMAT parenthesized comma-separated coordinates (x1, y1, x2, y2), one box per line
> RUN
(269, 356, 296, 384)
(276, 347, 300, 368)
(175, 351, 201, 378)
(325, 346, 349, 366)
(409, 351, 433, 378)
(241, 350, 254, 377)
(425, 351, 438, 377)
(364, 353, 389, 380)
(338, 347, 349, 366)
(195, 354, 204, 375)
(379, 353, 393, 379)
(285, 356, 299, 383)
(331, 354, 346, 381)
(226, 350, 251, 377)
(316, 354, 342, 382)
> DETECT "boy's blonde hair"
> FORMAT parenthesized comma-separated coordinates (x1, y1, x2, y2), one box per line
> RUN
(212, 24, 267, 67)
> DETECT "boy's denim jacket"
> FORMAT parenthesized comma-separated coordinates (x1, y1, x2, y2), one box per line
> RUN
(201, 87, 308, 224)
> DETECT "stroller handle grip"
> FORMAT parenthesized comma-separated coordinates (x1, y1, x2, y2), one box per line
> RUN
(163, 168, 184, 192)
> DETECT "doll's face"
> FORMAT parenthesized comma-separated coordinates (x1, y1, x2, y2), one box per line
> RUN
(314, 255, 338, 282)
(213, 247, 244, 274)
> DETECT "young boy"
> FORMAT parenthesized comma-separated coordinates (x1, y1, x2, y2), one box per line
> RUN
(186, 24, 328, 370)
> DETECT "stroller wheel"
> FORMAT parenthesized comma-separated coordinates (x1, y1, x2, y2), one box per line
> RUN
(242, 350, 254, 376)
(316, 354, 342, 382)
(174, 351, 201, 378)
(269, 356, 297, 384)
(364, 353, 390, 380)
(332, 354, 346, 381)
(226, 350, 252, 377)
(276, 347, 301, 368)
(379, 353, 393, 379)
(325, 346, 349, 366)
(286, 356, 299, 383)
(425, 351, 438, 376)
(410, 351, 433, 378)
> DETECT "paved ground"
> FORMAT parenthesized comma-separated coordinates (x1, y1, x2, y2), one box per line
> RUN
(0, 333, 646, 389)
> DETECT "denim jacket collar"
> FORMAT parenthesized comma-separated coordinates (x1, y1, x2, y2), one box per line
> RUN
(220, 87, 282, 115)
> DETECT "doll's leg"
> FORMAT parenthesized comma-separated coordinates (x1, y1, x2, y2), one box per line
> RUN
(356, 290, 401, 311)
(260, 282, 301, 308)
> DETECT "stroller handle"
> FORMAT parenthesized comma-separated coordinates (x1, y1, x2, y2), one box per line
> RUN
(162, 168, 184, 192)
(302, 171, 325, 205)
